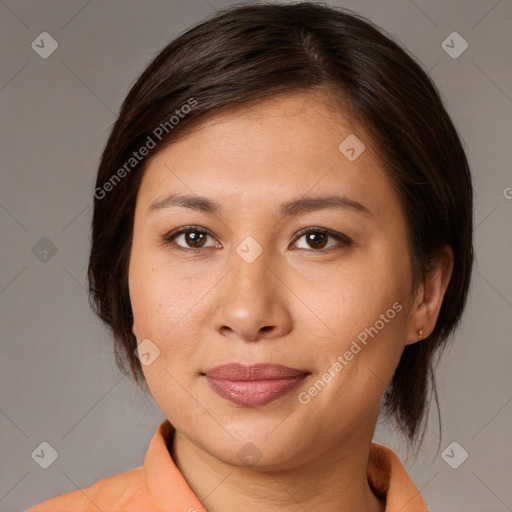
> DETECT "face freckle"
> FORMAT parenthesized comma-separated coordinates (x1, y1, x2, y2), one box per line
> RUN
(128, 91, 416, 470)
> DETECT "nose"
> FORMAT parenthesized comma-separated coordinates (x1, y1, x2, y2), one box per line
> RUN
(210, 247, 293, 342)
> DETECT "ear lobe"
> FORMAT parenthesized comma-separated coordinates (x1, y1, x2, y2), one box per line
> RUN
(405, 246, 454, 346)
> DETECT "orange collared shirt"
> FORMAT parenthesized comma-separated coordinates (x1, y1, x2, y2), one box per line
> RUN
(27, 420, 429, 512)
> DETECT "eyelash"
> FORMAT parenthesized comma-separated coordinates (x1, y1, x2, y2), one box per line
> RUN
(160, 225, 352, 254)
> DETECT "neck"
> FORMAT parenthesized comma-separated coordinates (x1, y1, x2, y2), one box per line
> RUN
(170, 423, 385, 512)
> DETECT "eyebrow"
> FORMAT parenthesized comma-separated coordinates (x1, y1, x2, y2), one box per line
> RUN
(146, 192, 372, 217)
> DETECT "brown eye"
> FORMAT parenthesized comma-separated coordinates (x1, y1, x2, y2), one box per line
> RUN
(162, 226, 351, 254)
(162, 227, 221, 251)
(304, 232, 329, 249)
(293, 228, 352, 252)
(183, 231, 207, 248)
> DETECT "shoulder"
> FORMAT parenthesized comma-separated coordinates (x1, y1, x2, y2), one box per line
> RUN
(368, 443, 430, 512)
(368, 443, 393, 499)
(26, 465, 147, 512)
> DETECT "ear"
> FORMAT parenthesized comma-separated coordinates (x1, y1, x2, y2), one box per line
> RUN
(132, 321, 136, 336)
(405, 246, 454, 346)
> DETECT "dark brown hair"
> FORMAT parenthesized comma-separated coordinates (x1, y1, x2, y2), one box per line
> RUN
(88, 1, 473, 450)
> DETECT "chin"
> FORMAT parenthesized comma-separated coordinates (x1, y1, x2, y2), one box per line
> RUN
(195, 424, 309, 470)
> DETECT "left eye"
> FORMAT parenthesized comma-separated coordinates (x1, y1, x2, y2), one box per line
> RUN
(162, 226, 351, 252)
(292, 228, 352, 251)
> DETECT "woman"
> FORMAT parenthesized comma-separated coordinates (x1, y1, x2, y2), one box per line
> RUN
(27, 2, 473, 511)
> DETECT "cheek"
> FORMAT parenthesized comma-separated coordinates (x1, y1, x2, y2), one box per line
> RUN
(299, 247, 412, 402)
(130, 249, 194, 333)
(302, 249, 410, 347)
(129, 249, 212, 377)
(130, 255, 204, 420)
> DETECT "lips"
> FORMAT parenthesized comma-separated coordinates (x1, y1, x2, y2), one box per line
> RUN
(202, 363, 310, 407)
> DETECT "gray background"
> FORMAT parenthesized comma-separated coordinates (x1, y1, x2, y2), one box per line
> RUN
(1, 0, 511, 511)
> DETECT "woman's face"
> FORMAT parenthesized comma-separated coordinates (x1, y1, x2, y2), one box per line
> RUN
(129, 92, 418, 469)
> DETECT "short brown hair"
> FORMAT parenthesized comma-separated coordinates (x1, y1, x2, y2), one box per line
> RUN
(87, 1, 474, 449)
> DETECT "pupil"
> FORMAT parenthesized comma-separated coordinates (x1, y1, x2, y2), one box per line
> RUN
(308, 232, 327, 249)
(187, 232, 205, 247)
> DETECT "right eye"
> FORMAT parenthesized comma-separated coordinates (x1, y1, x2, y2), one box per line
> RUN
(161, 226, 222, 252)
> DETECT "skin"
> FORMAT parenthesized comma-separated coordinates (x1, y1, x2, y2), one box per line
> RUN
(128, 91, 453, 512)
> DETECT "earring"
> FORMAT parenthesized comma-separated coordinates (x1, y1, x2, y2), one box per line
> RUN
(418, 329, 424, 339)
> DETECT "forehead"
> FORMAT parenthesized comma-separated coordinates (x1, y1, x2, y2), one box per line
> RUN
(136, 92, 398, 221)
